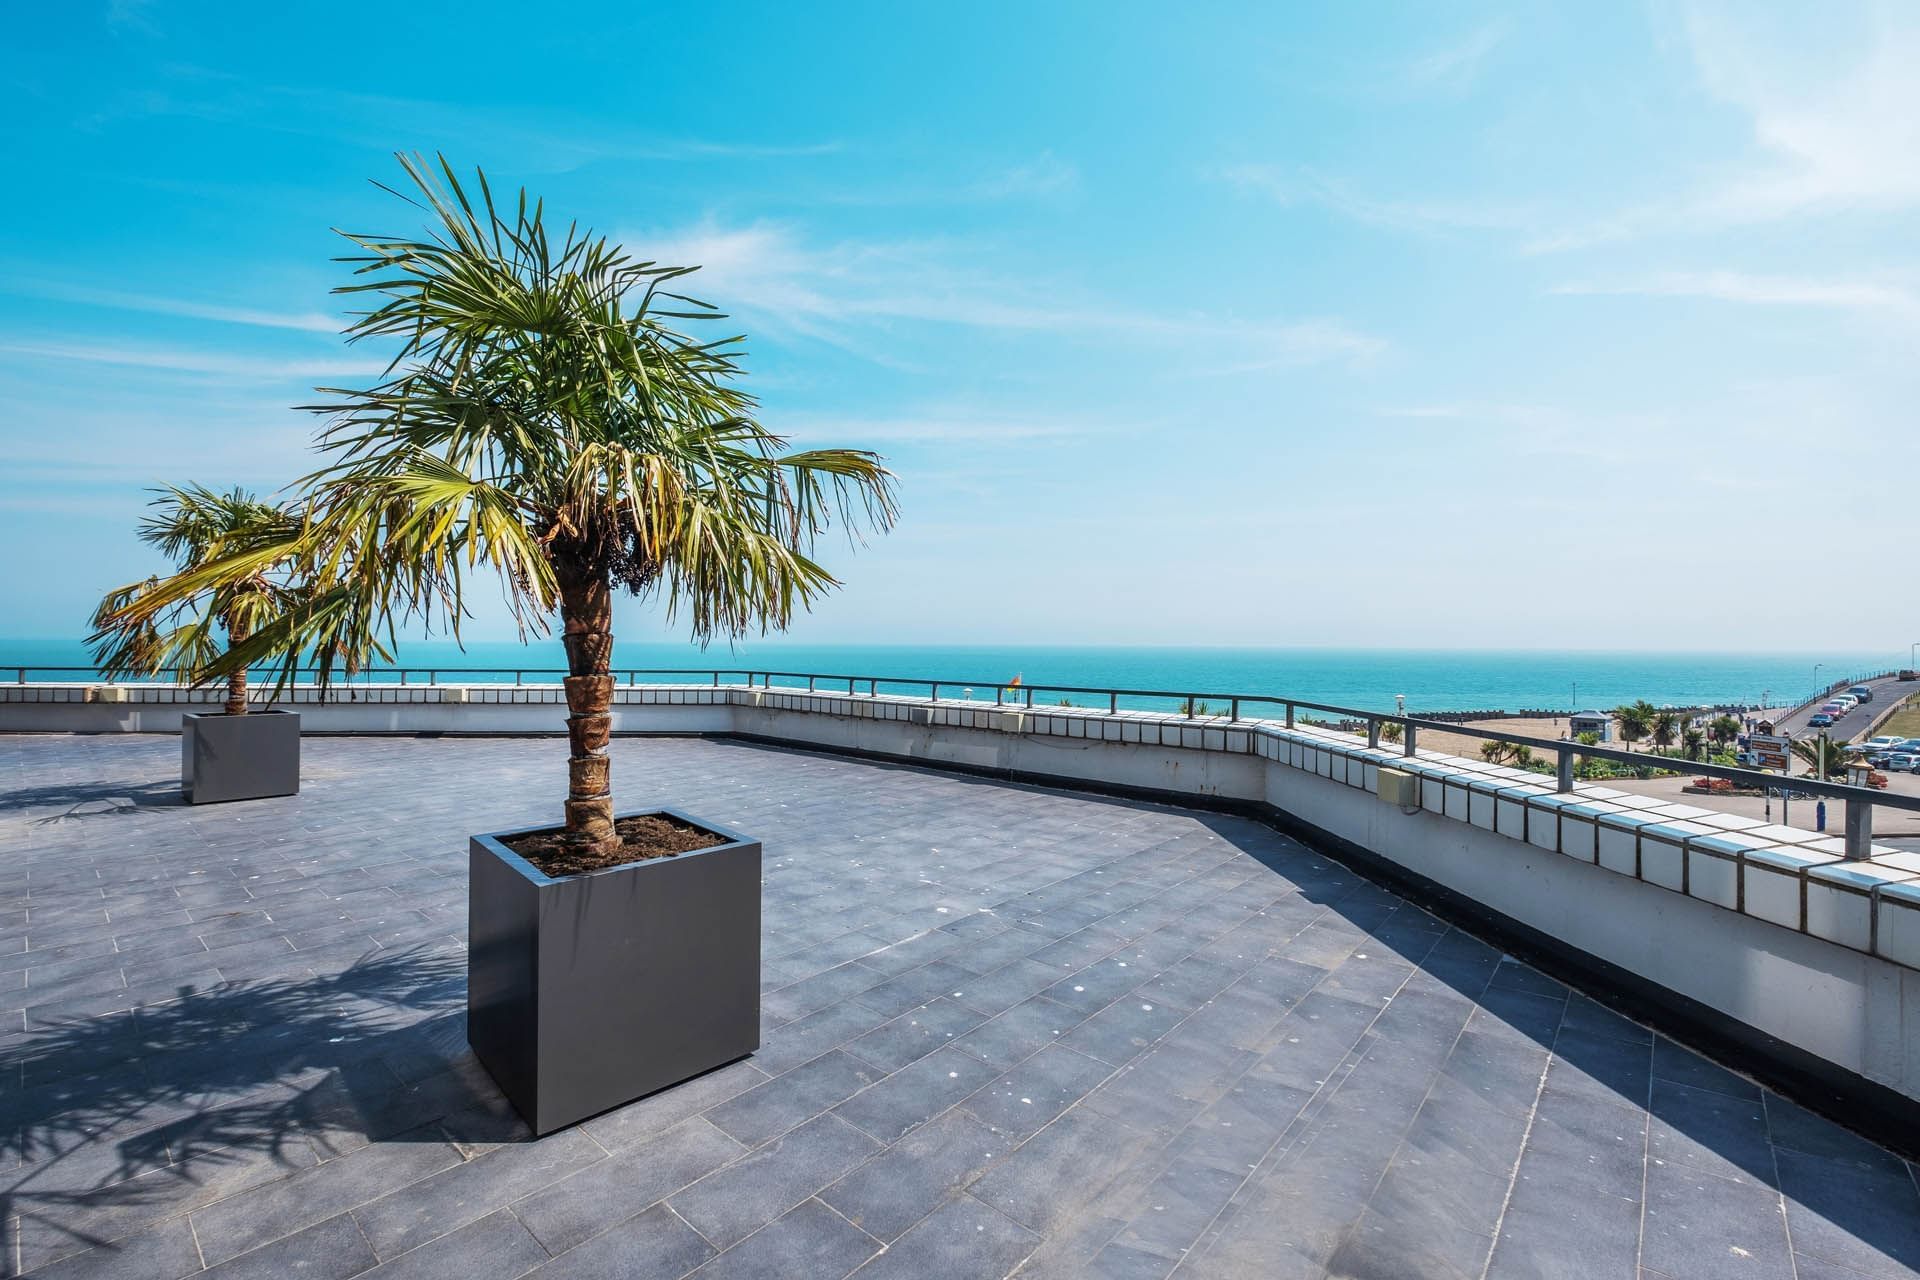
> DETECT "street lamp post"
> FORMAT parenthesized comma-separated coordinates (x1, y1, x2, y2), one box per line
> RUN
(1813, 663, 1824, 700)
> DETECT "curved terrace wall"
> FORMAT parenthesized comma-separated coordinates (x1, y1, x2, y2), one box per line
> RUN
(8, 679, 1920, 1128)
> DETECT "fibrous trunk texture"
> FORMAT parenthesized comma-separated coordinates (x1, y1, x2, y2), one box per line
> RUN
(555, 552, 616, 854)
(224, 616, 250, 717)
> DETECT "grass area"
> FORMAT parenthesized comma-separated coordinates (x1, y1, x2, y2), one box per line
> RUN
(1873, 690, 1920, 739)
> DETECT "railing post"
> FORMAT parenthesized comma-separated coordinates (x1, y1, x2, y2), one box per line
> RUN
(399, 670, 407, 686)
(1557, 748, 1574, 793)
(931, 682, 939, 703)
(808, 676, 816, 692)
(515, 670, 522, 687)
(996, 686, 1004, 705)
(849, 678, 857, 695)
(1284, 702, 1295, 729)
(1025, 687, 1034, 708)
(1403, 725, 1417, 757)
(1110, 691, 1118, 715)
(1366, 717, 1380, 750)
(1186, 698, 1195, 719)
(1230, 698, 1240, 722)
(870, 679, 877, 697)
(1845, 799, 1873, 860)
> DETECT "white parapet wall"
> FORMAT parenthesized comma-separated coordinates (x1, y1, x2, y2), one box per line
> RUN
(9, 679, 1920, 1109)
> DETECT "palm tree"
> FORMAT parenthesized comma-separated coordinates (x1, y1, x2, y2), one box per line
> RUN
(1708, 714, 1741, 746)
(1481, 740, 1533, 767)
(1792, 737, 1851, 779)
(1681, 727, 1706, 760)
(88, 486, 305, 716)
(205, 156, 897, 855)
(1650, 710, 1680, 751)
(1614, 700, 1655, 749)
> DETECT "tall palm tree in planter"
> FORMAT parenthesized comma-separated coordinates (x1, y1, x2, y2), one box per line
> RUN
(224, 156, 900, 1131)
(88, 485, 310, 803)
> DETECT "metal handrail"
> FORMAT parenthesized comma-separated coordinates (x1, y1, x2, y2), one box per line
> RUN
(11, 664, 1914, 854)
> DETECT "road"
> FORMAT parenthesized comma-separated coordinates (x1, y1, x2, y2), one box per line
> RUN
(1761, 672, 1912, 743)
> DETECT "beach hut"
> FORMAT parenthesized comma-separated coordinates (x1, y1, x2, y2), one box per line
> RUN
(1569, 709, 1612, 742)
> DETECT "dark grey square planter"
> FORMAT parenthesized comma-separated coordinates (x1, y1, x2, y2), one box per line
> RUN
(181, 710, 300, 804)
(467, 809, 762, 1135)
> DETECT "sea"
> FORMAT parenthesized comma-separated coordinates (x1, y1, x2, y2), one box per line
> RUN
(3, 638, 1899, 717)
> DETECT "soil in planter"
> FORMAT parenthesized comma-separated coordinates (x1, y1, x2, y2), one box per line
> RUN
(505, 814, 727, 877)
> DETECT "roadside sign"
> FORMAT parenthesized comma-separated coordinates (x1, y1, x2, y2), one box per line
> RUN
(1750, 733, 1791, 771)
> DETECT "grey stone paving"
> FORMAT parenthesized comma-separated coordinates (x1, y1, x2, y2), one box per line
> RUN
(1, 732, 1918, 1280)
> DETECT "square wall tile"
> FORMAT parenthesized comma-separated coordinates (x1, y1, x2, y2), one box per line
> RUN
(1686, 848, 1738, 910)
(1805, 880, 1872, 952)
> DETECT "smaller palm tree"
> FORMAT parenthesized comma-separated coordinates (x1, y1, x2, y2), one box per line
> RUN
(1791, 736, 1851, 779)
(1481, 740, 1533, 767)
(1614, 700, 1656, 749)
(1708, 714, 1741, 745)
(1682, 727, 1706, 759)
(88, 486, 306, 716)
(1650, 710, 1680, 751)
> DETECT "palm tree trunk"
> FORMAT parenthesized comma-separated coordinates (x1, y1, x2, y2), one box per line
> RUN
(224, 616, 250, 717)
(555, 551, 616, 853)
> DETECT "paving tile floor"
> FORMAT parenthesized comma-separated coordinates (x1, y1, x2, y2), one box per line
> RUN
(1, 732, 1918, 1279)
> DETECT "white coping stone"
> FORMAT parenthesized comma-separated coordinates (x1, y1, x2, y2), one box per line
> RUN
(1877, 881, 1920, 969)
(1444, 780, 1472, 823)
(1421, 776, 1446, 814)
(1747, 824, 1825, 846)
(1693, 812, 1768, 832)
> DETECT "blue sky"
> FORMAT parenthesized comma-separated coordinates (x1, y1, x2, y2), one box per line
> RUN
(2, 2, 1915, 653)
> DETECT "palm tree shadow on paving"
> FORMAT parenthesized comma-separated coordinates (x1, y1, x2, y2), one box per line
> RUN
(1177, 811, 1920, 1274)
(0, 945, 523, 1268)
(0, 776, 189, 825)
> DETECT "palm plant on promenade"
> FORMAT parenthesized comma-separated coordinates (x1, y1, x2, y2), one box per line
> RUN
(1614, 700, 1655, 749)
(1709, 714, 1741, 745)
(1792, 736, 1851, 780)
(1650, 710, 1679, 751)
(88, 486, 306, 716)
(222, 156, 897, 855)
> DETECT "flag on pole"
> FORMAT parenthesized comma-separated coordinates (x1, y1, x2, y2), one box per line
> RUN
(1008, 673, 1022, 689)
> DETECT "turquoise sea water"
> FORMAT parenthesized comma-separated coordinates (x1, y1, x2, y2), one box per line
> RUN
(3, 638, 1899, 716)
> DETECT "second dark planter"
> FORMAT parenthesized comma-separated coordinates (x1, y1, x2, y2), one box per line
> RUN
(181, 710, 300, 804)
(467, 809, 762, 1135)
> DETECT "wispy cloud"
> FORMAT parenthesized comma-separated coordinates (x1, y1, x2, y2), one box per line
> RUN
(1216, 164, 1540, 238)
(0, 339, 384, 381)
(1554, 270, 1920, 315)
(82, 68, 842, 171)
(783, 412, 1094, 446)
(1529, 4, 1920, 248)
(1406, 20, 1510, 91)
(635, 218, 1384, 370)
(7, 280, 340, 333)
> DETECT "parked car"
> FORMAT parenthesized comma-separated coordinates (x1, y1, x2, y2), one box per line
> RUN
(1809, 713, 1835, 727)
(1854, 736, 1903, 754)
(1848, 685, 1874, 703)
(1881, 753, 1920, 772)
